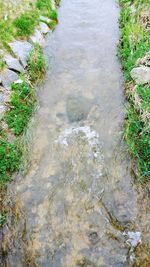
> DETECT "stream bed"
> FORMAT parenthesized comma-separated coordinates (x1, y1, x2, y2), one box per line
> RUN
(2, 0, 150, 266)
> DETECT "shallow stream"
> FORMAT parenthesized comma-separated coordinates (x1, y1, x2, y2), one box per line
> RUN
(2, 0, 150, 266)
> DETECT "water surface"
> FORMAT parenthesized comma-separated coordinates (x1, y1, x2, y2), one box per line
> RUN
(2, 0, 150, 266)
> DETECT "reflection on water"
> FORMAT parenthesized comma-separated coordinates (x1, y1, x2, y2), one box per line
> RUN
(2, 0, 150, 266)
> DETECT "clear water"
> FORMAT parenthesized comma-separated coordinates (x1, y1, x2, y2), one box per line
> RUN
(2, 0, 150, 266)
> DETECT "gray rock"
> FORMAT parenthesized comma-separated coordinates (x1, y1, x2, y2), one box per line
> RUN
(131, 66, 150, 85)
(29, 29, 45, 47)
(0, 69, 19, 90)
(0, 104, 6, 119)
(39, 22, 50, 35)
(40, 15, 52, 24)
(9, 41, 32, 67)
(4, 54, 25, 73)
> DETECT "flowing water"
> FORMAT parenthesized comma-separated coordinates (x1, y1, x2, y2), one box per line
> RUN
(2, 0, 150, 266)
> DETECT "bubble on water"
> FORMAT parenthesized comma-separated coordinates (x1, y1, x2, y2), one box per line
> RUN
(56, 125, 102, 156)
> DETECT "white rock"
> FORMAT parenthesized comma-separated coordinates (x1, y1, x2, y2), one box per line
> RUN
(14, 79, 24, 84)
(51, 0, 56, 10)
(40, 15, 52, 24)
(131, 66, 150, 85)
(39, 22, 50, 35)
(4, 54, 25, 73)
(9, 41, 33, 67)
(0, 69, 19, 90)
(29, 29, 45, 46)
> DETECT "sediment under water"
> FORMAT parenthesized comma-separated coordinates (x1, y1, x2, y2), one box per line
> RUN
(2, 0, 150, 266)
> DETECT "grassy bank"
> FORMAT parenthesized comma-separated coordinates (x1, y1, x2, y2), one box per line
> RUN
(0, 0, 60, 227)
(119, 0, 150, 180)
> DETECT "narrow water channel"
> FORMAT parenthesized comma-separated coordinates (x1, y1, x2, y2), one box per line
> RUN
(2, 0, 150, 266)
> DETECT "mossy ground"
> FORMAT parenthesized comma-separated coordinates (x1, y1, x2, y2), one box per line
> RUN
(119, 0, 150, 180)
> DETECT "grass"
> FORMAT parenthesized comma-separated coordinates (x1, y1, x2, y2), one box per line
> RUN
(119, 0, 150, 180)
(0, 55, 6, 71)
(14, 10, 39, 38)
(36, 0, 58, 21)
(27, 44, 46, 83)
(0, 0, 58, 49)
(4, 82, 36, 135)
(0, 135, 22, 185)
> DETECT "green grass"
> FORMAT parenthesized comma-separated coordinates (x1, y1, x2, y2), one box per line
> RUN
(14, 10, 39, 38)
(0, 0, 58, 50)
(119, 0, 150, 180)
(55, 0, 60, 6)
(0, 134, 22, 185)
(4, 82, 36, 135)
(119, 3, 150, 80)
(27, 44, 46, 83)
(124, 105, 150, 179)
(36, 0, 52, 11)
(136, 85, 150, 113)
(49, 10, 58, 20)
(0, 20, 13, 49)
(0, 55, 6, 71)
(0, 212, 6, 227)
(36, 0, 58, 21)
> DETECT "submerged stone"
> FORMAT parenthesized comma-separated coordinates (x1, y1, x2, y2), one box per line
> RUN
(131, 66, 150, 85)
(9, 41, 32, 67)
(0, 69, 19, 90)
(66, 95, 92, 122)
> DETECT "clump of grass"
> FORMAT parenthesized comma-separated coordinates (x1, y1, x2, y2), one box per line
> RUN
(55, 0, 60, 6)
(0, 135, 22, 185)
(0, 212, 6, 227)
(136, 85, 150, 113)
(0, 20, 13, 48)
(124, 104, 150, 179)
(36, 0, 58, 21)
(0, 55, 6, 71)
(49, 10, 58, 20)
(119, 2, 150, 80)
(36, 0, 51, 11)
(4, 82, 36, 135)
(27, 44, 46, 83)
(119, 0, 150, 180)
(14, 10, 39, 38)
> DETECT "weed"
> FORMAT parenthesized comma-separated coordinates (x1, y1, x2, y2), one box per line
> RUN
(14, 10, 39, 38)
(124, 105, 150, 179)
(36, 0, 51, 11)
(55, 0, 60, 6)
(0, 20, 13, 48)
(4, 82, 36, 135)
(136, 85, 150, 112)
(27, 44, 46, 83)
(0, 212, 6, 227)
(49, 10, 58, 21)
(0, 136, 22, 185)
(119, 0, 150, 180)
(0, 55, 6, 71)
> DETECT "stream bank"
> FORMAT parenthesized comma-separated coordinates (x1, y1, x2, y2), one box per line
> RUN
(0, 0, 60, 229)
